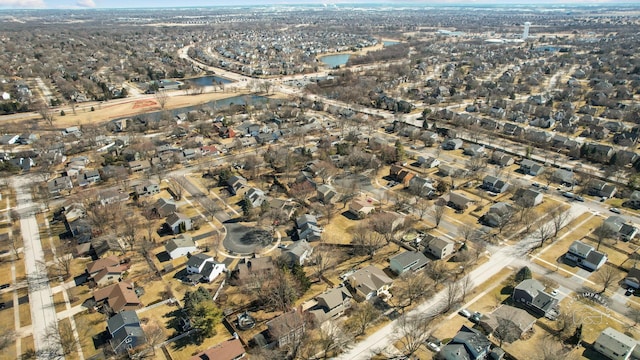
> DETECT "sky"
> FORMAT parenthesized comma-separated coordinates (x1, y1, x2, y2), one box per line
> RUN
(0, 0, 638, 9)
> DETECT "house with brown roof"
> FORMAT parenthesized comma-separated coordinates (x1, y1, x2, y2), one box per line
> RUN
(266, 310, 306, 348)
(93, 281, 142, 313)
(86, 255, 126, 286)
(348, 199, 376, 219)
(348, 265, 393, 301)
(478, 305, 536, 343)
(190, 337, 245, 360)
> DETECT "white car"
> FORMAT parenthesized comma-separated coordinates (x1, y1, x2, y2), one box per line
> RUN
(458, 309, 471, 317)
(551, 289, 559, 297)
(610, 207, 621, 214)
(427, 342, 441, 352)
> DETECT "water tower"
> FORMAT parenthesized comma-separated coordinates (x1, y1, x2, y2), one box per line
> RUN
(523, 22, 531, 40)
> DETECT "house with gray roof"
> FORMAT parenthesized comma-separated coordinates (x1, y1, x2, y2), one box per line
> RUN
(389, 251, 429, 275)
(442, 138, 463, 150)
(604, 216, 638, 241)
(566, 240, 607, 271)
(165, 234, 197, 259)
(594, 327, 639, 360)
(519, 159, 544, 176)
(48, 176, 73, 194)
(447, 192, 475, 210)
(153, 198, 177, 218)
(347, 265, 393, 301)
(186, 253, 226, 283)
(227, 175, 247, 195)
(425, 236, 455, 259)
(245, 187, 266, 208)
(481, 202, 515, 228)
(316, 184, 338, 204)
(281, 240, 313, 266)
(513, 188, 543, 208)
(551, 169, 576, 185)
(309, 285, 353, 324)
(296, 214, 322, 241)
(437, 325, 491, 360)
(587, 179, 617, 199)
(107, 310, 146, 354)
(464, 144, 486, 157)
(512, 279, 558, 318)
(482, 175, 509, 194)
(165, 212, 192, 234)
(479, 305, 536, 343)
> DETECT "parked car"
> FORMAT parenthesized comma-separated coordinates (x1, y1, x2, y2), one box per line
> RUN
(626, 288, 635, 296)
(427, 342, 441, 352)
(551, 289, 559, 296)
(458, 309, 471, 317)
(574, 196, 584, 202)
(0, 284, 9, 290)
(610, 207, 622, 214)
(470, 311, 482, 323)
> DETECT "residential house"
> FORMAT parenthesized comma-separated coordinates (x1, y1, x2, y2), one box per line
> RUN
(437, 325, 492, 360)
(245, 187, 266, 208)
(447, 192, 475, 210)
(128, 159, 151, 173)
(566, 240, 608, 271)
(389, 251, 430, 275)
(396, 169, 416, 187)
(348, 199, 376, 219)
(525, 129, 553, 144)
(97, 188, 129, 206)
(442, 138, 464, 150)
(227, 175, 247, 196)
(408, 176, 435, 197)
(438, 164, 467, 178)
(552, 169, 576, 186)
(588, 180, 618, 199)
(165, 234, 197, 259)
(266, 310, 306, 348)
(481, 202, 515, 228)
(583, 143, 615, 163)
(513, 188, 544, 208)
(503, 123, 524, 137)
(86, 255, 124, 287)
(491, 151, 514, 167)
(604, 216, 638, 241)
(519, 159, 544, 176)
(418, 156, 440, 169)
(93, 281, 142, 313)
(190, 338, 245, 360)
(316, 184, 338, 204)
(478, 305, 536, 343)
(231, 257, 276, 288)
(464, 144, 486, 157)
(482, 175, 509, 194)
(281, 240, 313, 266)
(594, 327, 639, 360)
(309, 285, 353, 324)
(153, 198, 177, 218)
(78, 169, 101, 186)
(186, 253, 226, 283)
(165, 212, 192, 234)
(512, 279, 559, 318)
(347, 265, 393, 300)
(48, 176, 73, 194)
(529, 117, 555, 128)
(624, 268, 640, 290)
(296, 214, 322, 242)
(234, 136, 258, 149)
(107, 310, 146, 354)
(0, 134, 18, 145)
(133, 181, 160, 197)
(423, 235, 455, 259)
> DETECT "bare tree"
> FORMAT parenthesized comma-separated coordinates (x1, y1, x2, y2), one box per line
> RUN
(44, 321, 78, 357)
(627, 306, 640, 327)
(425, 260, 449, 286)
(536, 223, 554, 248)
(155, 89, 169, 110)
(550, 208, 571, 237)
(304, 321, 353, 360)
(0, 330, 15, 351)
(415, 197, 430, 220)
(36, 100, 55, 126)
(392, 271, 433, 311)
(493, 317, 522, 347)
(371, 212, 400, 244)
(166, 176, 186, 201)
(351, 223, 385, 259)
(459, 223, 476, 243)
(442, 281, 462, 313)
(117, 212, 139, 252)
(459, 276, 474, 302)
(537, 335, 579, 360)
(431, 203, 445, 228)
(142, 319, 165, 356)
(594, 223, 616, 251)
(312, 245, 336, 281)
(344, 301, 381, 337)
(394, 313, 434, 356)
(596, 265, 619, 294)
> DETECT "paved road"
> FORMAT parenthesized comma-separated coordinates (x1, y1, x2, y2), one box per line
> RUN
(11, 175, 62, 357)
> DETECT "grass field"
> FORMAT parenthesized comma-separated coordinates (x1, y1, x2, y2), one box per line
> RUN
(75, 311, 107, 359)
(18, 288, 31, 327)
(53, 292, 67, 313)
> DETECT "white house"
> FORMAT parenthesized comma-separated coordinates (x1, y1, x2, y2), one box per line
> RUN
(165, 234, 197, 259)
(186, 253, 226, 283)
(594, 327, 639, 360)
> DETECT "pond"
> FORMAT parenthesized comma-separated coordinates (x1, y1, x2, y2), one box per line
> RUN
(185, 75, 233, 87)
(383, 40, 400, 46)
(319, 53, 351, 68)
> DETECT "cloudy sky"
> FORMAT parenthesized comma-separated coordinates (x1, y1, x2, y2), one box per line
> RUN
(0, 0, 637, 9)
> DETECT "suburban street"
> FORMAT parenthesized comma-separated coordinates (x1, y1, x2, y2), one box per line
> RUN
(11, 175, 61, 358)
